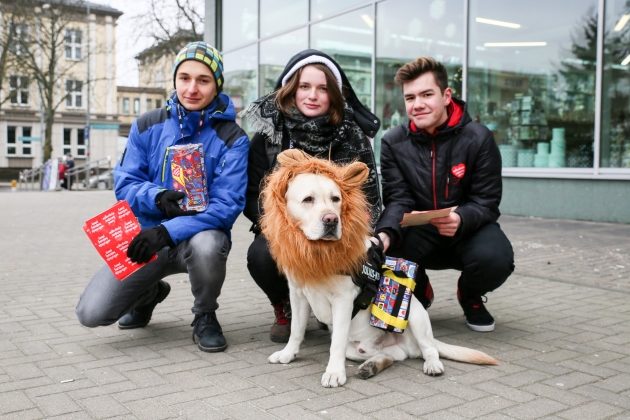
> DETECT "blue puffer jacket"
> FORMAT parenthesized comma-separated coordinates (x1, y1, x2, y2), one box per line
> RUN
(114, 93, 249, 244)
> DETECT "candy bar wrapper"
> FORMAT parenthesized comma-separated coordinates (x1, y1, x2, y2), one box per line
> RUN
(369, 258, 418, 333)
(168, 143, 208, 211)
(83, 200, 155, 280)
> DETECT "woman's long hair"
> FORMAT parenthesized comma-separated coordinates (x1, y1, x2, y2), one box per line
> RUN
(275, 63, 345, 126)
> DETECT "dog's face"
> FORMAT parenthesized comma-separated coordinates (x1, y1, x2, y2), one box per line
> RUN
(286, 173, 342, 241)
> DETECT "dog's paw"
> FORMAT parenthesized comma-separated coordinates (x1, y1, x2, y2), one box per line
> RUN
(357, 361, 377, 379)
(321, 370, 346, 387)
(423, 359, 445, 376)
(268, 349, 296, 364)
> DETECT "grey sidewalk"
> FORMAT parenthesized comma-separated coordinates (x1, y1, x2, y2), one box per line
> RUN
(1, 190, 629, 419)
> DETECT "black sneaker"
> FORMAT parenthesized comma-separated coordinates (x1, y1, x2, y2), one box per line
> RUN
(457, 289, 495, 332)
(192, 312, 227, 352)
(413, 273, 434, 309)
(118, 280, 171, 329)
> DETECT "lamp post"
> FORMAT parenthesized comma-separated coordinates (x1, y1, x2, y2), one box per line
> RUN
(85, 2, 91, 160)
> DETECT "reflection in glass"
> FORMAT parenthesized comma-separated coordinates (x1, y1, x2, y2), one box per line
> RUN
(310, 7, 374, 109)
(223, 46, 258, 134)
(601, 0, 630, 168)
(222, 0, 258, 51)
(261, 0, 308, 38)
(469, 0, 597, 169)
(310, 0, 366, 21)
(374, 0, 464, 163)
(259, 29, 308, 95)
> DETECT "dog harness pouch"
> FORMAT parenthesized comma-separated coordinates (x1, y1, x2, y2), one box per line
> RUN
(369, 257, 417, 333)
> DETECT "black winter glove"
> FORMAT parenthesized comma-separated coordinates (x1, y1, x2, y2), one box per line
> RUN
(127, 225, 174, 263)
(155, 190, 198, 218)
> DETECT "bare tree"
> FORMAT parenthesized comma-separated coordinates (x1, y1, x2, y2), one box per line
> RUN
(0, 2, 22, 109)
(131, 0, 204, 55)
(9, 0, 88, 161)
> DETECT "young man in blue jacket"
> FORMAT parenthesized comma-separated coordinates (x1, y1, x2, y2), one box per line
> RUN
(375, 57, 514, 332)
(76, 41, 249, 352)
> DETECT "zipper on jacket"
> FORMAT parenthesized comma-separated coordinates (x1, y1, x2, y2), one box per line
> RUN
(445, 174, 449, 199)
(431, 141, 438, 209)
(161, 148, 169, 182)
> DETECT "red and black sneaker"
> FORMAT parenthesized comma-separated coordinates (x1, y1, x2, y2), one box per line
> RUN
(457, 288, 495, 332)
(414, 274, 434, 309)
(270, 299, 291, 343)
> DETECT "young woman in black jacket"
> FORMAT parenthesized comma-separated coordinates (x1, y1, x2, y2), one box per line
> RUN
(240, 49, 381, 342)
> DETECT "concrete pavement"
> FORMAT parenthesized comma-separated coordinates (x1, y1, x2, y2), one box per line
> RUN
(1, 190, 630, 419)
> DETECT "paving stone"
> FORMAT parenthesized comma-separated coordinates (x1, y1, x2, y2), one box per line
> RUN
(3, 191, 630, 417)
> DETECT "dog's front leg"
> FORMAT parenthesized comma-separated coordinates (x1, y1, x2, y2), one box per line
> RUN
(407, 297, 444, 376)
(321, 294, 353, 387)
(268, 282, 310, 364)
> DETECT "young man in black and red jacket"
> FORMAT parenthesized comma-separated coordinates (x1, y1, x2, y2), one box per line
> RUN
(375, 56, 514, 332)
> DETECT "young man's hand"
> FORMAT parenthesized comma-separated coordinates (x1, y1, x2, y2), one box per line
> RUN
(430, 212, 461, 237)
(155, 190, 198, 218)
(127, 225, 173, 263)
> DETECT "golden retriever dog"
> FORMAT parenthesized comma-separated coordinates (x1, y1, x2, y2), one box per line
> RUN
(261, 149, 497, 388)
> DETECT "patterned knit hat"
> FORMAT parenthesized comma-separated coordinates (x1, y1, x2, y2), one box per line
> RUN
(173, 41, 224, 92)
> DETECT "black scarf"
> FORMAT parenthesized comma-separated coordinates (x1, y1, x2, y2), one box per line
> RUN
(240, 91, 362, 158)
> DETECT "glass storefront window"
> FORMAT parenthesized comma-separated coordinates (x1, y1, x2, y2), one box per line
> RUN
(310, 6, 374, 109)
(223, 45, 258, 133)
(311, 0, 367, 21)
(222, 0, 258, 51)
(601, 1, 630, 169)
(374, 0, 464, 161)
(469, 0, 598, 169)
(261, 0, 308, 38)
(259, 28, 309, 95)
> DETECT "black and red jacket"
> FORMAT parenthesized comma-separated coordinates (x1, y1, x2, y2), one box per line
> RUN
(375, 97, 503, 246)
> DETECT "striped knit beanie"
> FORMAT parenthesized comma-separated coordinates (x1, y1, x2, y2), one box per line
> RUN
(173, 41, 224, 92)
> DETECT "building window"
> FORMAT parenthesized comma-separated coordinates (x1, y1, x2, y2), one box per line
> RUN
(64, 128, 72, 145)
(601, 1, 630, 168)
(146, 98, 152, 110)
(9, 76, 29, 105)
(10, 23, 28, 56)
(155, 99, 162, 109)
(65, 29, 82, 60)
(6, 126, 33, 156)
(133, 98, 140, 115)
(77, 128, 86, 156)
(66, 80, 83, 108)
(122, 97, 130, 114)
(468, 0, 597, 169)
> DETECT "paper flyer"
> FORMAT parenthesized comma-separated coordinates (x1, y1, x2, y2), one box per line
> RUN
(400, 206, 457, 227)
(83, 200, 154, 280)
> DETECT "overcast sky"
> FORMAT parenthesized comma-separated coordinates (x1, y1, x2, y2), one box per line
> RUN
(96, 0, 156, 86)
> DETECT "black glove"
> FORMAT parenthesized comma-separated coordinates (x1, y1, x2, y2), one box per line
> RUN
(127, 225, 174, 263)
(155, 190, 198, 218)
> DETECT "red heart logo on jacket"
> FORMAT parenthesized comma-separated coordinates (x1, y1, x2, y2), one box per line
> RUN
(451, 163, 466, 179)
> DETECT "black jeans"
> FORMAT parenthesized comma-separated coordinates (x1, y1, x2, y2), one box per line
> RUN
(247, 234, 289, 305)
(389, 222, 514, 297)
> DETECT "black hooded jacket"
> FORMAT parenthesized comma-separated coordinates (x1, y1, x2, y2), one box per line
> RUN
(375, 97, 503, 246)
(243, 49, 382, 232)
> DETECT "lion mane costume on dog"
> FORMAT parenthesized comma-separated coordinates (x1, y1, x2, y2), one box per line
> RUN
(260, 149, 370, 286)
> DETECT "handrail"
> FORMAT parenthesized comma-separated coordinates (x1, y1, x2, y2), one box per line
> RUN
(18, 157, 113, 191)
